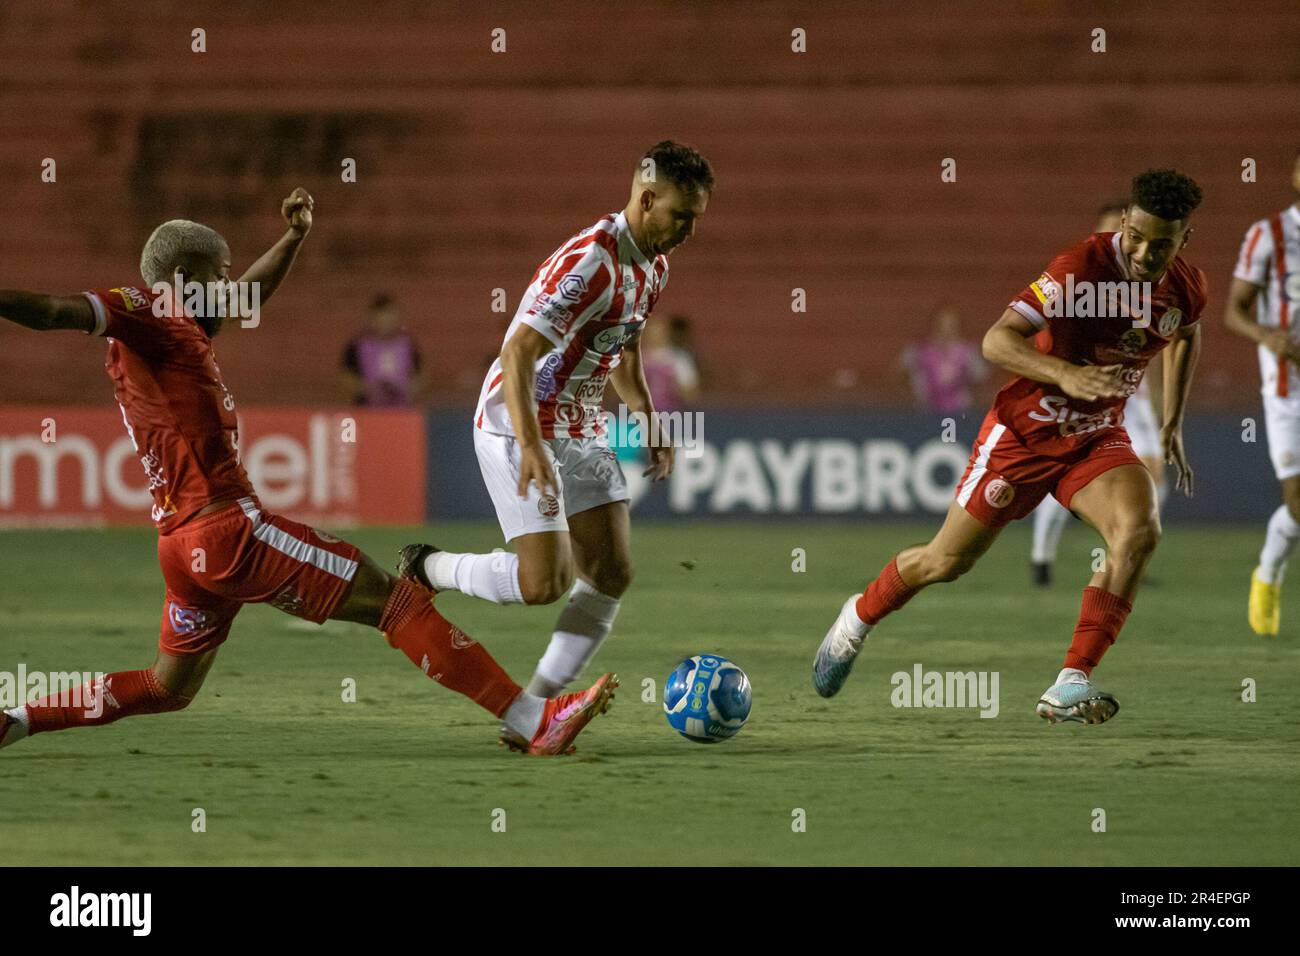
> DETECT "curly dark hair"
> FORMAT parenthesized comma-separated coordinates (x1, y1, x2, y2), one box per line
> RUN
(642, 140, 714, 194)
(1131, 169, 1202, 222)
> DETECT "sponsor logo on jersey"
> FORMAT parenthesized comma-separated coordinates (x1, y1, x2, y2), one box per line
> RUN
(556, 272, 588, 301)
(534, 353, 563, 402)
(449, 625, 476, 648)
(552, 401, 585, 425)
(1119, 328, 1147, 356)
(1030, 273, 1062, 307)
(530, 293, 574, 336)
(1157, 308, 1182, 337)
(983, 478, 1015, 509)
(574, 373, 608, 405)
(591, 322, 639, 355)
(537, 493, 561, 518)
(112, 287, 150, 311)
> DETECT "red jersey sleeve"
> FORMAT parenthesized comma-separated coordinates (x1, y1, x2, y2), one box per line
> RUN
(1007, 241, 1090, 333)
(83, 286, 174, 358)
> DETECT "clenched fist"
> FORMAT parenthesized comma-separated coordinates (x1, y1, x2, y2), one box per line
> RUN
(282, 188, 314, 237)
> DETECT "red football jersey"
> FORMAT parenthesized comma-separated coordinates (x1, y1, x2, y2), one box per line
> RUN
(999, 231, 1208, 456)
(84, 285, 256, 532)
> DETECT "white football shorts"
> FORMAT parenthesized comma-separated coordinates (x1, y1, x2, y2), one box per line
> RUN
(473, 427, 630, 541)
(1262, 392, 1300, 481)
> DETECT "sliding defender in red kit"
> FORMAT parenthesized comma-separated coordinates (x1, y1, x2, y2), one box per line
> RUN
(814, 169, 1206, 724)
(0, 189, 615, 756)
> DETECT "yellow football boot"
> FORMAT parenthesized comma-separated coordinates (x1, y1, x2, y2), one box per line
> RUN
(1249, 569, 1281, 637)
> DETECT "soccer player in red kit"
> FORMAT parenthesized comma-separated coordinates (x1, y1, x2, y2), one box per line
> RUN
(814, 169, 1206, 724)
(0, 189, 615, 756)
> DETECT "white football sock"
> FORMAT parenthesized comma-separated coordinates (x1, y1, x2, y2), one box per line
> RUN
(424, 550, 524, 604)
(1055, 667, 1089, 686)
(501, 691, 546, 740)
(1031, 496, 1071, 564)
(527, 580, 621, 697)
(1257, 505, 1300, 585)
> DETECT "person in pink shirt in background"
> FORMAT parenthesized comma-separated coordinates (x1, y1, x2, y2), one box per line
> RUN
(900, 305, 988, 415)
(341, 293, 430, 407)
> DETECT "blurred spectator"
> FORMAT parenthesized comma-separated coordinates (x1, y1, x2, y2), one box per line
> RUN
(341, 294, 428, 407)
(900, 305, 987, 414)
(641, 315, 701, 412)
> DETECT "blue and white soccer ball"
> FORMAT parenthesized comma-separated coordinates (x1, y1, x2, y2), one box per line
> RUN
(663, 654, 752, 743)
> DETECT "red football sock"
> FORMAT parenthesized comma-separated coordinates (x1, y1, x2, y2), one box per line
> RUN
(855, 557, 919, 625)
(380, 579, 522, 717)
(1064, 586, 1133, 674)
(25, 669, 188, 736)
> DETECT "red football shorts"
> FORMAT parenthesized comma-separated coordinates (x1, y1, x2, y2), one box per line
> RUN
(954, 411, 1144, 528)
(155, 497, 362, 655)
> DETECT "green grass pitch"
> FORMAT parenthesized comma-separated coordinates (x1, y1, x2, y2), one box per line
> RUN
(1, 520, 1297, 865)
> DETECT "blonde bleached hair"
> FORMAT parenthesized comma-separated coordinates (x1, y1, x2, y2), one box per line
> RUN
(139, 219, 228, 286)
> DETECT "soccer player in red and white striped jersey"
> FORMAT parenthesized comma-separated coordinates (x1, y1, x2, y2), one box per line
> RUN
(1225, 151, 1300, 635)
(399, 142, 712, 721)
(0, 190, 616, 758)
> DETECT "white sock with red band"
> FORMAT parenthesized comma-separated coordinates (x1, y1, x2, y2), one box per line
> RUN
(527, 580, 621, 697)
(425, 550, 524, 604)
(1258, 505, 1300, 585)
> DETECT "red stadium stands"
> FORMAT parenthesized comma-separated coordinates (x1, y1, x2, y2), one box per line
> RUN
(2, 0, 1298, 408)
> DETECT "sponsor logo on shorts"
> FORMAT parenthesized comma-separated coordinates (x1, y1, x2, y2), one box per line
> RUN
(537, 493, 561, 518)
(1157, 307, 1182, 337)
(168, 602, 216, 635)
(984, 478, 1015, 509)
(556, 273, 588, 300)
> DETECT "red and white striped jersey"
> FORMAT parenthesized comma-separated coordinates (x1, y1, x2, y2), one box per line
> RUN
(475, 211, 669, 439)
(1235, 204, 1300, 398)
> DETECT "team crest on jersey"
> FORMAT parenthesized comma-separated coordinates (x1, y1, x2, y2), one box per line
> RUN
(168, 602, 216, 635)
(1157, 308, 1182, 337)
(449, 625, 476, 649)
(984, 479, 1015, 509)
(537, 494, 561, 518)
(557, 272, 588, 300)
(111, 286, 150, 311)
(1119, 328, 1147, 355)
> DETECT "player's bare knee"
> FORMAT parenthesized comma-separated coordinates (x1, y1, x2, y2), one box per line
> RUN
(520, 567, 572, 605)
(1112, 521, 1160, 563)
(588, 559, 633, 597)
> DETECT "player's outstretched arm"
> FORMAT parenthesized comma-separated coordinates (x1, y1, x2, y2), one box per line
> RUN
(0, 290, 94, 333)
(236, 187, 313, 308)
(981, 308, 1126, 402)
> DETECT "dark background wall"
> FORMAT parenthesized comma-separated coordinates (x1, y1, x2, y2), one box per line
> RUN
(2, 0, 1298, 409)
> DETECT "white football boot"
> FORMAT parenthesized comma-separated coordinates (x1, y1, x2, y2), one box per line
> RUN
(812, 595, 871, 698)
(1035, 670, 1119, 725)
